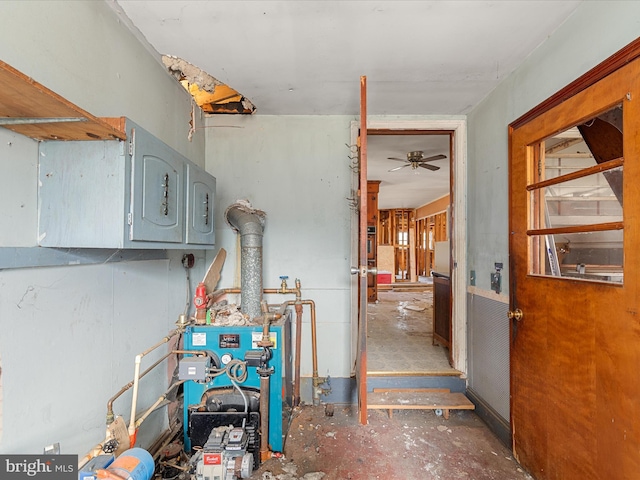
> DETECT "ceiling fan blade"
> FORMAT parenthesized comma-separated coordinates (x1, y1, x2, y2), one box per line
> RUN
(387, 157, 407, 162)
(419, 163, 440, 171)
(388, 164, 410, 172)
(419, 154, 447, 163)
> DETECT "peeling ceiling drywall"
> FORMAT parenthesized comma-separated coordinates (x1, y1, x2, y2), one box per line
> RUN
(110, 0, 583, 208)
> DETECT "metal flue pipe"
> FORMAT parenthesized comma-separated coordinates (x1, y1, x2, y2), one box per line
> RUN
(225, 201, 266, 320)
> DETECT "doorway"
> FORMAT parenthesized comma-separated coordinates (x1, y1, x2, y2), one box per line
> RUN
(366, 132, 456, 375)
(349, 118, 468, 379)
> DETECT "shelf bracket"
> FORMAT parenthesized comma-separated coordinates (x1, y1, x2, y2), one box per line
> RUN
(0, 117, 88, 125)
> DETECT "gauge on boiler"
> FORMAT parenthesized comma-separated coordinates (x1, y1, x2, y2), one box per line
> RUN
(221, 353, 233, 365)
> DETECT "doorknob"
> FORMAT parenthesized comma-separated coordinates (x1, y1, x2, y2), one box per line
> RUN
(350, 266, 377, 277)
(508, 308, 523, 321)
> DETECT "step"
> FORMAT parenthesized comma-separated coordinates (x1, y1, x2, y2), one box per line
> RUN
(367, 374, 466, 393)
(367, 388, 475, 419)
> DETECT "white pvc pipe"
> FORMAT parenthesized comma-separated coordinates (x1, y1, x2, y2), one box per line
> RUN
(128, 354, 143, 441)
(126, 331, 180, 444)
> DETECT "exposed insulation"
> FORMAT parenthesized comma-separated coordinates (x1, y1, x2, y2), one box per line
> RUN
(162, 55, 255, 114)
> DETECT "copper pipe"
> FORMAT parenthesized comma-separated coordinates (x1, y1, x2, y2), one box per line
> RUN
(135, 380, 187, 428)
(209, 286, 301, 300)
(283, 298, 319, 406)
(259, 373, 271, 462)
(106, 349, 207, 424)
(210, 281, 321, 404)
(141, 330, 179, 357)
(302, 300, 320, 387)
(172, 350, 208, 356)
(262, 288, 301, 296)
(293, 303, 303, 406)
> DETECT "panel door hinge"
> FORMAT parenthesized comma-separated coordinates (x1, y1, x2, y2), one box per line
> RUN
(127, 212, 133, 225)
(128, 128, 135, 156)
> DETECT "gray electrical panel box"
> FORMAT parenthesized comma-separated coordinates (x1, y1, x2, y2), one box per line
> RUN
(38, 118, 215, 249)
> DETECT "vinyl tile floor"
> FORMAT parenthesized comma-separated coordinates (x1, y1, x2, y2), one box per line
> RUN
(367, 290, 456, 375)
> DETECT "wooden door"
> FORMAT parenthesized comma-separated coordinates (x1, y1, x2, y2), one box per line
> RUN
(509, 55, 640, 479)
(356, 75, 369, 425)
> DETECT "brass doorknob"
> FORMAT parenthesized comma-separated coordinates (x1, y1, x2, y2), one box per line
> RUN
(508, 308, 523, 321)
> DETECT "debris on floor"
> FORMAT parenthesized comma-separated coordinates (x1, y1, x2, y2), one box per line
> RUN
(260, 471, 325, 480)
(403, 304, 426, 312)
(251, 404, 533, 480)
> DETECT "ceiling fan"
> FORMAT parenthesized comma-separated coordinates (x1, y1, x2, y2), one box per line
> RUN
(387, 151, 447, 172)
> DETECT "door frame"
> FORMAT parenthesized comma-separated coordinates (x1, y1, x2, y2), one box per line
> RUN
(350, 117, 468, 374)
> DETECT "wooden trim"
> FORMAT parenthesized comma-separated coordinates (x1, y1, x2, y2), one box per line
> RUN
(101, 117, 127, 135)
(527, 221, 623, 236)
(467, 285, 509, 304)
(510, 37, 640, 130)
(415, 195, 450, 219)
(357, 75, 368, 425)
(527, 157, 623, 191)
(352, 118, 468, 376)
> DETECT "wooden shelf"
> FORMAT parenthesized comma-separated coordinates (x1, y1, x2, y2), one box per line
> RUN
(0, 60, 125, 141)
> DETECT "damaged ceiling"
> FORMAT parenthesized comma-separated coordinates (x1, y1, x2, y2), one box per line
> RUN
(112, 0, 582, 116)
(162, 55, 255, 114)
(110, 0, 584, 209)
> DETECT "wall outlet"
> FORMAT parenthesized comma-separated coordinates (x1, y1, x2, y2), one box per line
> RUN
(490, 271, 501, 294)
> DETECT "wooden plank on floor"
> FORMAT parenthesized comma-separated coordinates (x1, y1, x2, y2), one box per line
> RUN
(373, 388, 450, 394)
(367, 391, 475, 411)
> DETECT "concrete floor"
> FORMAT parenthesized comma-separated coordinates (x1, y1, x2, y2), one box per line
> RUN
(252, 405, 533, 480)
(249, 286, 529, 479)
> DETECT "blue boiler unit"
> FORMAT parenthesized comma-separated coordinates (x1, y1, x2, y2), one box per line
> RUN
(182, 314, 292, 454)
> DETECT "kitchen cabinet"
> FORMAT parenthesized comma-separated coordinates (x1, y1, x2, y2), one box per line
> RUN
(38, 118, 215, 249)
(186, 162, 216, 245)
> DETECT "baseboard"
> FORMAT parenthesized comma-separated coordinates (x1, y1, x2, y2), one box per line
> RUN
(299, 375, 468, 406)
(466, 387, 511, 449)
(299, 376, 357, 405)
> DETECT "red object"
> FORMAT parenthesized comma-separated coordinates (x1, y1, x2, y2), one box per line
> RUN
(194, 282, 207, 313)
(377, 273, 392, 284)
(203, 453, 222, 465)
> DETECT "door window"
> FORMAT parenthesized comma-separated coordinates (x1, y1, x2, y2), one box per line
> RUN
(527, 105, 624, 284)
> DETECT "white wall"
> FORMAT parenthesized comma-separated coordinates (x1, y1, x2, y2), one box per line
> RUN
(205, 115, 354, 391)
(0, 1, 210, 454)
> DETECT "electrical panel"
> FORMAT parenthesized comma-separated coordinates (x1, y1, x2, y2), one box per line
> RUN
(38, 118, 215, 249)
